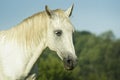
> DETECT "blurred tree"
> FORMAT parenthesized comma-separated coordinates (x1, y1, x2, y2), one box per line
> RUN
(99, 30, 115, 40)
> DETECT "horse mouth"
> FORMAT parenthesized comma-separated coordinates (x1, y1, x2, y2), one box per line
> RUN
(64, 63, 74, 70)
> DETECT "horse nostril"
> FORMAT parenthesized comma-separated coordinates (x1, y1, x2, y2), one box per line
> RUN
(67, 59, 72, 65)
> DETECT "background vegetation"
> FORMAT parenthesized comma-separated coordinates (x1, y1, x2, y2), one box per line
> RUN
(37, 30, 120, 80)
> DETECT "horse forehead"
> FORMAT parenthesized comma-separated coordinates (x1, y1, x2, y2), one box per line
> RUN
(59, 19, 74, 32)
(52, 19, 74, 31)
(51, 10, 74, 31)
(54, 20, 74, 32)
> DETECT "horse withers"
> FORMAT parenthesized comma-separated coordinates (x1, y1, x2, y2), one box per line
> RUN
(0, 5, 77, 80)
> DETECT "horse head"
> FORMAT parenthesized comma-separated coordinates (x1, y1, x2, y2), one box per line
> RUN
(46, 5, 78, 70)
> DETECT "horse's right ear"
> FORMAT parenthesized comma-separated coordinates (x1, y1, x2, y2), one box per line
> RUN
(65, 4, 74, 17)
(45, 5, 53, 18)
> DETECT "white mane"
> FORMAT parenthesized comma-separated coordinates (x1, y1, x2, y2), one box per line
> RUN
(0, 9, 67, 49)
(0, 11, 49, 49)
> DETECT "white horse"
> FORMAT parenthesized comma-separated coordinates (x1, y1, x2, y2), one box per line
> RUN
(0, 5, 77, 80)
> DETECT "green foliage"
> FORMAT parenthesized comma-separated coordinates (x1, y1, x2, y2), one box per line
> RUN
(37, 31, 120, 80)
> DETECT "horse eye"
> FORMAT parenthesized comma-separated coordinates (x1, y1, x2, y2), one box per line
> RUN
(54, 30, 62, 36)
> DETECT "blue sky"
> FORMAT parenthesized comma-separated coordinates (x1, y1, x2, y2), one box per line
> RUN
(0, 0, 120, 38)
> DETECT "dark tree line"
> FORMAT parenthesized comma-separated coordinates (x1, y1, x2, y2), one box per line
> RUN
(37, 30, 120, 80)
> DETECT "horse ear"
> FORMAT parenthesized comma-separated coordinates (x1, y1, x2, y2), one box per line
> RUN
(65, 4, 74, 17)
(45, 5, 53, 18)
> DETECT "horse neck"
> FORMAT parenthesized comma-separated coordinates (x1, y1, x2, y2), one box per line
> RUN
(12, 13, 48, 50)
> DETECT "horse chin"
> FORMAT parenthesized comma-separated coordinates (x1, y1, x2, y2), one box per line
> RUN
(63, 60, 74, 70)
(64, 65, 74, 70)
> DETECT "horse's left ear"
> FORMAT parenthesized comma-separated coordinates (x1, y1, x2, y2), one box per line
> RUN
(45, 5, 53, 18)
(65, 4, 74, 17)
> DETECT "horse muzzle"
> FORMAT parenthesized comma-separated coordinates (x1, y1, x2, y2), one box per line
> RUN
(63, 55, 78, 70)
